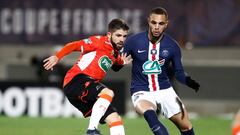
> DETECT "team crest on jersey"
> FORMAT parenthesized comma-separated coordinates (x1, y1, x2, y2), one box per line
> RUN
(98, 56, 113, 73)
(142, 59, 165, 75)
(83, 38, 92, 44)
(162, 49, 169, 57)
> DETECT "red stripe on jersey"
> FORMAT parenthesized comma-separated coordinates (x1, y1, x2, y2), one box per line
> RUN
(151, 43, 157, 91)
(151, 74, 157, 91)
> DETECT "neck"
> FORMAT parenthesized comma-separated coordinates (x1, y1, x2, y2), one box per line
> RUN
(148, 31, 163, 44)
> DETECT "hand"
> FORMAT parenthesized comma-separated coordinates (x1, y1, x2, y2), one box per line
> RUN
(186, 76, 200, 92)
(43, 55, 59, 70)
(121, 53, 133, 65)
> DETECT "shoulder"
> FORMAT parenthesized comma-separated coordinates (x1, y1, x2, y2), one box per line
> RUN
(125, 31, 148, 46)
(86, 35, 107, 44)
(88, 35, 103, 41)
(127, 31, 147, 41)
(162, 33, 180, 49)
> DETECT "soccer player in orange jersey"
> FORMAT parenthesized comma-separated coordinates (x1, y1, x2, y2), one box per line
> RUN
(233, 109, 240, 135)
(43, 18, 132, 135)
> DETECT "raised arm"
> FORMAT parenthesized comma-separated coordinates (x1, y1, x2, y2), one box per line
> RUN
(43, 40, 83, 71)
(43, 37, 98, 71)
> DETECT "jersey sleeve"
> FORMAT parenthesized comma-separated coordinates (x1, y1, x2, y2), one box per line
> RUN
(123, 37, 132, 56)
(172, 43, 187, 84)
(55, 36, 97, 60)
(115, 54, 124, 65)
(111, 53, 124, 72)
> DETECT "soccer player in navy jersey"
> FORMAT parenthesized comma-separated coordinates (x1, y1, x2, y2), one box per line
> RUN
(123, 7, 200, 135)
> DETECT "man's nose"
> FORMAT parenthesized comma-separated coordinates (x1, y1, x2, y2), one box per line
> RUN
(120, 37, 125, 42)
(155, 25, 160, 29)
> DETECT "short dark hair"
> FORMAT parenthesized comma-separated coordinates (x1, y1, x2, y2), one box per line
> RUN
(149, 7, 168, 19)
(108, 18, 129, 33)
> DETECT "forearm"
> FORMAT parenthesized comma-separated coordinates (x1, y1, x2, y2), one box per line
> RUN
(175, 71, 187, 84)
(111, 64, 124, 72)
(56, 42, 80, 60)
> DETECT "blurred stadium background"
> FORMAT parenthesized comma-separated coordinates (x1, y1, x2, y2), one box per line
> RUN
(0, 0, 239, 134)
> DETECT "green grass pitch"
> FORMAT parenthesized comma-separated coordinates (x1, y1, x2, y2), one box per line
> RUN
(0, 116, 231, 135)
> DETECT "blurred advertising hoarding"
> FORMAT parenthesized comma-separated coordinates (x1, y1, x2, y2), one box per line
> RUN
(0, 81, 125, 117)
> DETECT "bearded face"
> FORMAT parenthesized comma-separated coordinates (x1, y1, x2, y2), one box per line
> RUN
(109, 29, 128, 50)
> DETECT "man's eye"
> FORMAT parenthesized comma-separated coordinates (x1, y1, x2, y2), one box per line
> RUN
(159, 22, 166, 25)
(151, 21, 157, 24)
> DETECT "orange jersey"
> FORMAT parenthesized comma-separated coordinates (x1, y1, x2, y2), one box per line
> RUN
(233, 124, 240, 135)
(56, 35, 124, 87)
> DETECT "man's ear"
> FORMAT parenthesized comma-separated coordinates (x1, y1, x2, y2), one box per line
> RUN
(165, 20, 169, 28)
(107, 32, 111, 38)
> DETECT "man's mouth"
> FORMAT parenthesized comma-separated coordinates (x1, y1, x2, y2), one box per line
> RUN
(117, 42, 123, 46)
(153, 31, 160, 35)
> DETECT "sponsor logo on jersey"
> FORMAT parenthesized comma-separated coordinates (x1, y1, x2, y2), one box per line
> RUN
(133, 92, 144, 102)
(137, 49, 146, 53)
(142, 59, 165, 74)
(83, 38, 92, 44)
(98, 56, 113, 72)
(96, 84, 103, 91)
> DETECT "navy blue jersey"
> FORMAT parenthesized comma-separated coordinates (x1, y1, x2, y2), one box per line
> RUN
(124, 31, 187, 95)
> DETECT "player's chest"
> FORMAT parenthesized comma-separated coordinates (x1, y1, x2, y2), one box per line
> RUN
(133, 42, 172, 62)
(94, 46, 118, 66)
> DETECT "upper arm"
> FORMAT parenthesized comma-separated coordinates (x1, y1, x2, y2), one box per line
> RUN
(55, 40, 83, 59)
(55, 36, 98, 60)
(172, 44, 183, 68)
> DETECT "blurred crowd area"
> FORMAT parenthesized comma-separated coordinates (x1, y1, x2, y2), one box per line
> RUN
(0, 0, 239, 47)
